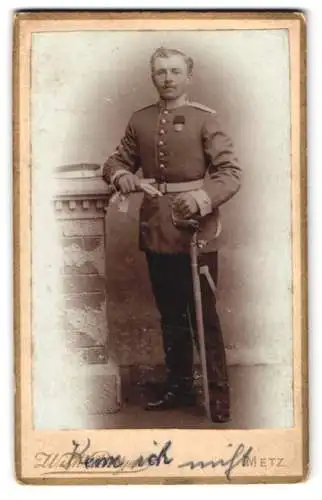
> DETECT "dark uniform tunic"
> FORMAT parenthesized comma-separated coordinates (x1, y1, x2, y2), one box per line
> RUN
(103, 101, 241, 254)
(103, 100, 241, 420)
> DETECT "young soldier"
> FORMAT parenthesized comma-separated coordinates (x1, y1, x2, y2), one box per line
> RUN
(103, 47, 241, 423)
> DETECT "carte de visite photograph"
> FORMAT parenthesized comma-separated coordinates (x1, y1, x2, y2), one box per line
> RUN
(14, 11, 307, 484)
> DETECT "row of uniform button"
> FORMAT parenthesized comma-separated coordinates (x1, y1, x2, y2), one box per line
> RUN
(159, 108, 170, 134)
(158, 109, 170, 170)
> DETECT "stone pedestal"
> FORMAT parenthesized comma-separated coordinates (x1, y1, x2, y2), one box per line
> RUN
(53, 163, 120, 421)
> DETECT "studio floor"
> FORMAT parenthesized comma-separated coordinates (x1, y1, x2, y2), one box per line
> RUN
(88, 364, 293, 429)
(91, 401, 226, 430)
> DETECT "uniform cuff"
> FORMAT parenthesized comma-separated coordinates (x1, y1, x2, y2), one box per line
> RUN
(111, 169, 131, 185)
(190, 189, 213, 217)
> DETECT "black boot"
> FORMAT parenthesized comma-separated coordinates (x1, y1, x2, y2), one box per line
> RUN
(145, 378, 196, 411)
(145, 390, 197, 411)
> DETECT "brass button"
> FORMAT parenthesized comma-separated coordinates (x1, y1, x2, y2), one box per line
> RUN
(159, 151, 164, 157)
(160, 163, 165, 169)
(158, 140, 164, 146)
(161, 118, 166, 124)
(159, 129, 165, 135)
(163, 109, 169, 115)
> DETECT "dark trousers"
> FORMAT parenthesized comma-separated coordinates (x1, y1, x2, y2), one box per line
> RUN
(145, 251, 229, 410)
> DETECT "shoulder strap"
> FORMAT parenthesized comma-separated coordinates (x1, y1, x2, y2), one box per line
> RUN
(187, 101, 217, 114)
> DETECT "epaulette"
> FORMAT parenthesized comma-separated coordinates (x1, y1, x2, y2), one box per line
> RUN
(187, 101, 217, 114)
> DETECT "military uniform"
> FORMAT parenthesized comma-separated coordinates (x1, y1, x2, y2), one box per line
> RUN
(103, 99, 241, 421)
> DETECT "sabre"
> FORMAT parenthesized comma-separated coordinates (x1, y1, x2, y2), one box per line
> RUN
(171, 215, 212, 421)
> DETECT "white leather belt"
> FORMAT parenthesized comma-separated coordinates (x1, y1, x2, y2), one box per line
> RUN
(141, 178, 204, 194)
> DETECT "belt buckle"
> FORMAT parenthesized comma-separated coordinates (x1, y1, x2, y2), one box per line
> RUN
(158, 182, 167, 194)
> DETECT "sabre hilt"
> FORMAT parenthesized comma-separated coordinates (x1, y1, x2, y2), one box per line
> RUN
(171, 215, 200, 232)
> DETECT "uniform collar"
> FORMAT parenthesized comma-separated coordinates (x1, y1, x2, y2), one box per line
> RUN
(157, 95, 189, 111)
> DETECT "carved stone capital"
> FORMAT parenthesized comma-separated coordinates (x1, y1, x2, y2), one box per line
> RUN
(53, 163, 111, 219)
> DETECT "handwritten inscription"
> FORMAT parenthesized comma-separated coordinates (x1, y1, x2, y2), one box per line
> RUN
(84, 439, 173, 471)
(178, 443, 253, 480)
(34, 439, 254, 479)
(35, 439, 173, 474)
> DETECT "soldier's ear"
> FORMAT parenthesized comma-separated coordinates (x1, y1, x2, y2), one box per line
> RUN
(186, 68, 193, 79)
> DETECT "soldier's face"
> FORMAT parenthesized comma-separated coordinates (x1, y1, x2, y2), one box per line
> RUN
(151, 55, 191, 101)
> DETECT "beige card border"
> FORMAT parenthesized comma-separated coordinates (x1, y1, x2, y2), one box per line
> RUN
(13, 10, 308, 484)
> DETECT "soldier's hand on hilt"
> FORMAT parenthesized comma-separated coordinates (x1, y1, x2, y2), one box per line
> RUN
(116, 173, 141, 194)
(172, 193, 199, 219)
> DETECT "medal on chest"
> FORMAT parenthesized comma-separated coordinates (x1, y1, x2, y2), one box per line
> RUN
(173, 115, 185, 132)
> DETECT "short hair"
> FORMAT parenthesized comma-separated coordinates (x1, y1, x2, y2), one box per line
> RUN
(150, 47, 194, 75)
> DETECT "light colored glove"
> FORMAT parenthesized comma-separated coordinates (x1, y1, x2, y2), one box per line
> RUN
(140, 182, 163, 198)
(116, 173, 141, 194)
(172, 193, 199, 219)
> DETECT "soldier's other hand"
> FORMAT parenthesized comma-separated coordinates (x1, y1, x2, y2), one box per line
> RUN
(172, 193, 199, 219)
(117, 173, 141, 194)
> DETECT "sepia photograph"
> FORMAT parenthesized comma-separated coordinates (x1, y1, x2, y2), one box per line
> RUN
(14, 11, 307, 483)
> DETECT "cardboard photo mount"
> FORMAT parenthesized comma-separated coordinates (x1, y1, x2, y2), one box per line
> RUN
(13, 10, 308, 484)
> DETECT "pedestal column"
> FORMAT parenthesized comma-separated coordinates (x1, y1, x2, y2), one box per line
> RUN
(53, 163, 120, 424)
